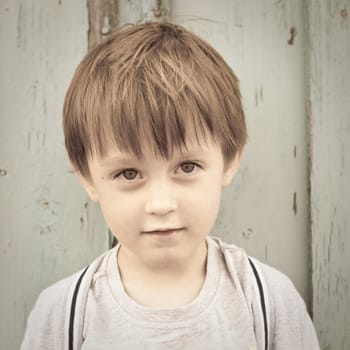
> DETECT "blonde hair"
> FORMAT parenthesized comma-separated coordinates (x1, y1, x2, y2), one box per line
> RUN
(63, 22, 247, 177)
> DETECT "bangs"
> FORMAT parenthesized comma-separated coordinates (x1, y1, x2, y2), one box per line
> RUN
(88, 62, 218, 161)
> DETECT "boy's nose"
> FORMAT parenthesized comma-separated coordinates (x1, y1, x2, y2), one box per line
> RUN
(144, 181, 178, 216)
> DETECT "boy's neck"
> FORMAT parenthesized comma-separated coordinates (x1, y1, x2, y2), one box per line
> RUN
(117, 241, 208, 307)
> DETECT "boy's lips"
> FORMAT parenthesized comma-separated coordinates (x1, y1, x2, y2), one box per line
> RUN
(142, 228, 185, 235)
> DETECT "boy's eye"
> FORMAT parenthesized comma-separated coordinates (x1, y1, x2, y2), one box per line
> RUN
(179, 162, 198, 174)
(115, 169, 139, 180)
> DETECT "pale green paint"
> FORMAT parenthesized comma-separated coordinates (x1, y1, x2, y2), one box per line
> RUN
(1, 1, 349, 349)
(0, 1, 107, 349)
(307, 0, 350, 349)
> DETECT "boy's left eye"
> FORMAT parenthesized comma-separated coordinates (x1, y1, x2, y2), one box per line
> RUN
(113, 168, 140, 180)
(178, 162, 199, 174)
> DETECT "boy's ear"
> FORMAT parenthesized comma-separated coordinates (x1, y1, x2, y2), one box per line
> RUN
(76, 172, 99, 202)
(222, 153, 241, 187)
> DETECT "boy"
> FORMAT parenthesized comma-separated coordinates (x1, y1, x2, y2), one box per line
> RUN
(21, 22, 320, 349)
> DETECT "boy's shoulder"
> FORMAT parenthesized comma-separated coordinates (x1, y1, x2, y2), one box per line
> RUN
(21, 249, 112, 350)
(35, 247, 114, 314)
(210, 235, 296, 287)
(36, 269, 82, 303)
(20, 270, 82, 349)
(210, 235, 307, 315)
(211, 236, 319, 348)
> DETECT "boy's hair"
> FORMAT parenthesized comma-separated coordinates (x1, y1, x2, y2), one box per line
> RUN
(63, 21, 247, 178)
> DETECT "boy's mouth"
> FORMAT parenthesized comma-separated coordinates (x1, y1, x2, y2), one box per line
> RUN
(142, 228, 185, 235)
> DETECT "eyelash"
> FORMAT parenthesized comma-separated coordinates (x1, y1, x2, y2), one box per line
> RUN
(113, 161, 202, 181)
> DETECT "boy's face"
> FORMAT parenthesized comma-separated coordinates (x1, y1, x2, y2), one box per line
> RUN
(79, 136, 240, 268)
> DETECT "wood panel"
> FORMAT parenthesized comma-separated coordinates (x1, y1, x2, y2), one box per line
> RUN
(307, 0, 350, 348)
(2, 1, 349, 349)
(0, 1, 107, 349)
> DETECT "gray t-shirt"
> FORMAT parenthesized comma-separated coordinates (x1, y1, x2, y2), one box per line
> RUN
(82, 237, 257, 349)
(21, 236, 320, 350)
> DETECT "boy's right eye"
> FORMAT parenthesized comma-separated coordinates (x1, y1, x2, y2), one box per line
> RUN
(114, 169, 139, 180)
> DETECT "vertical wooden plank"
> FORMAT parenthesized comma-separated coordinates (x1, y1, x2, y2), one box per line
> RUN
(307, 0, 350, 348)
(118, 0, 170, 25)
(171, 0, 310, 305)
(87, 0, 119, 49)
(0, 1, 107, 349)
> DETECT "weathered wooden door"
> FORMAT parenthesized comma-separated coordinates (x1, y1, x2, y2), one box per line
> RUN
(1, 1, 349, 349)
(0, 2, 108, 349)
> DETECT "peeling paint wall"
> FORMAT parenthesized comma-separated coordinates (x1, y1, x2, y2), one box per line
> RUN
(0, 1, 107, 349)
(118, 0, 170, 24)
(87, 0, 119, 49)
(1, 1, 349, 349)
(307, 0, 350, 349)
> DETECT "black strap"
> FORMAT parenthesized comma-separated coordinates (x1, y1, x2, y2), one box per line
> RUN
(69, 265, 89, 350)
(249, 258, 268, 350)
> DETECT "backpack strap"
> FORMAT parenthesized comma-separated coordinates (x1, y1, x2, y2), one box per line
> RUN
(248, 257, 270, 350)
(64, 249, 112, 350)
(68, 266, 89, 350)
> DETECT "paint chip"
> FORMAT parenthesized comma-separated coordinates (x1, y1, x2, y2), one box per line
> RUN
(288, 26, 297, 45)
(340, 8, 348, 18)
(293, 192, 297, 215)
